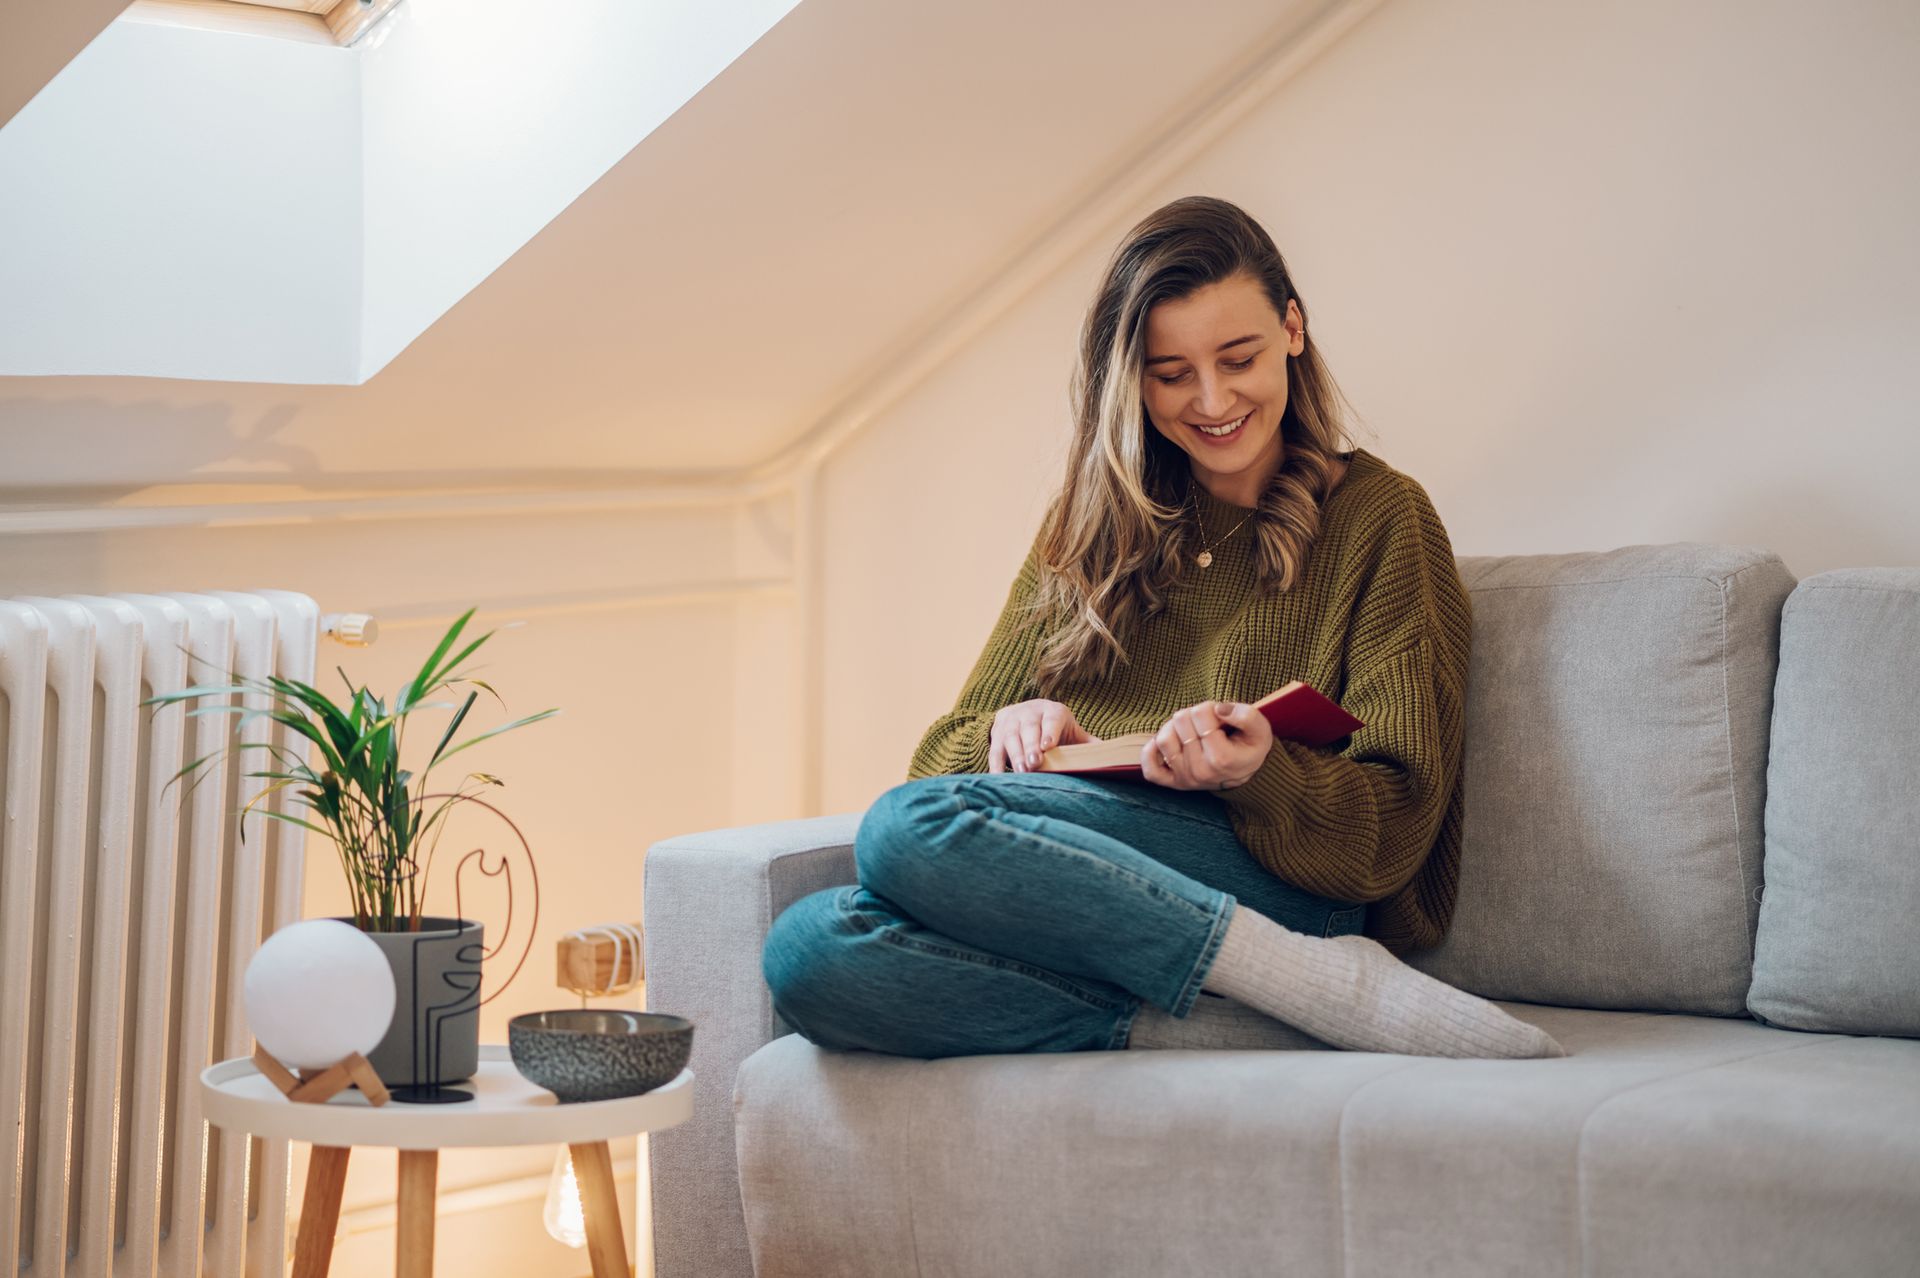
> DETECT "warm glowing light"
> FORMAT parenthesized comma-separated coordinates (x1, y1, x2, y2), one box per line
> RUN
(543, 1146, 587, 1249)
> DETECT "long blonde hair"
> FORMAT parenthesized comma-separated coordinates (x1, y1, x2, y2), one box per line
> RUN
(1024, 195, 1363, 698)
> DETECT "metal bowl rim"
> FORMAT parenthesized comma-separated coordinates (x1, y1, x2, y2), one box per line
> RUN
(508, 1009, 694, 1037)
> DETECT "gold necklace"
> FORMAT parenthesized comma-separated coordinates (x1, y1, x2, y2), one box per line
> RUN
(1188, 476, 1254, 568)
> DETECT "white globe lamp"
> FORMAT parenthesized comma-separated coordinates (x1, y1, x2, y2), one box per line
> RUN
(245, 919, 397, 1070)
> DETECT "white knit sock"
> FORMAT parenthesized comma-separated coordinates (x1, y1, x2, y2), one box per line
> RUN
(1125, 992, 1335, 1052)
(1200, 905, 1568, 1059)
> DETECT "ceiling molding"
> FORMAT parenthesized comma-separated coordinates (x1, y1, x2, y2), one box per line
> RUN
(742, 0, 1387, 486)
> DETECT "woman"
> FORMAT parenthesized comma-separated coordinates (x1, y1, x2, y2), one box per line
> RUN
(762, 196, 1565, 1061)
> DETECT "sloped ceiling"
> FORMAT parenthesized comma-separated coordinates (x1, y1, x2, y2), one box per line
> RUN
(1, 0, 804, 385)
(0, 0, 1343, 490)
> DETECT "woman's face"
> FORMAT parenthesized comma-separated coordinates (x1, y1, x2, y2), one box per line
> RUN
(1140, 273, 1303, 504)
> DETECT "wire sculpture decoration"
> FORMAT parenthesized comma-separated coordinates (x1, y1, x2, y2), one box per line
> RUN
(385, 792, 541, 1105)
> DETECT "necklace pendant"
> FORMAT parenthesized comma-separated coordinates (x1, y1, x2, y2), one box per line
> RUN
(1197, 550, 1214, 568)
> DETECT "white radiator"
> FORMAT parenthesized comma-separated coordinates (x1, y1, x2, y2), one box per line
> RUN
(0, 591, 325, 1278)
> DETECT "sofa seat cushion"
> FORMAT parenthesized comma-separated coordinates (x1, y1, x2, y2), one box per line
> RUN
(734, 1011, 1920, 1278)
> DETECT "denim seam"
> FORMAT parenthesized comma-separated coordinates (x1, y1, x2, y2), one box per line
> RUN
(1107, 996, 1144, 1050)
(953, 804, 1224, 929)
(946, 780, 1234, 1016)
(966, 773, 1236, 833)
(1169, 894, 1235, 1018)
(870, 925, 1134, 1012)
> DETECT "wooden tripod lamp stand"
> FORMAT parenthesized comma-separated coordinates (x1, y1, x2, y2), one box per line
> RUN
(252, 1044, 392, 1107)
(244, 921, 400, 1105)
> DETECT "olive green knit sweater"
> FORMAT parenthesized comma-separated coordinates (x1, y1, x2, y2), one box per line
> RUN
(905, 447, 1472, 956)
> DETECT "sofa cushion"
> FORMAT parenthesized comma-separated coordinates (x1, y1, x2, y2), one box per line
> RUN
(734, 1018, 1920, 1278)
(1747, 568, 1920, 1037)
(1406, 543, 1794, 1015)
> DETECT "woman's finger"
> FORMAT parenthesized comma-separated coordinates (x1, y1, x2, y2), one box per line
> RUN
(1015, 713, 1045, 771)
(1037, 703, 1067, 762)
(1154, 721, 1188, 789)
(1172, 708, 1213, 786)
(1142, 735, 1173, 785)
(1190, 702, 1227, 772)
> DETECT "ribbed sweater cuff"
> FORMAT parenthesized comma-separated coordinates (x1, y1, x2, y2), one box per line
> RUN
(1219, 736, 1304, 821)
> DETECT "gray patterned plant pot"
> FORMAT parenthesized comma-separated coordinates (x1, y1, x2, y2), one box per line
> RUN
(348, 916, 483, 1089)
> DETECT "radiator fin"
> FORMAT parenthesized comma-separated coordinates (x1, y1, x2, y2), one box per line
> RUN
(0, 591, 319, 1278)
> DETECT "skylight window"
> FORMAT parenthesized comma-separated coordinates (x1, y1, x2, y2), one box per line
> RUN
(170, 0, 405, 46)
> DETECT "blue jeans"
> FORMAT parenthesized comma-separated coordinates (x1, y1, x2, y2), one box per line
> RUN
(761, 771, 1368, 1059)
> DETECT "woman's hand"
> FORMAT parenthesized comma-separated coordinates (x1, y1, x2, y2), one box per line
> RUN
(989, 699, 1099, 772)
(1141, 700, 1274, 791)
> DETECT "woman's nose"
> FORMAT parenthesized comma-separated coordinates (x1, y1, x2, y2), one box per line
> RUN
(1192, 372, 1233, 418)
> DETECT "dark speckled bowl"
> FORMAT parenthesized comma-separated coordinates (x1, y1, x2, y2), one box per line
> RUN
(508, 1010, 694, 1103)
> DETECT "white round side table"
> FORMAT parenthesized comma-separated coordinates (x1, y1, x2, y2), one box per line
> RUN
(201, 1044, 694, 1278)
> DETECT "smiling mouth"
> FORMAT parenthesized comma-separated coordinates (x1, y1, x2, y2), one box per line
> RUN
(1188, 412, 1249, 439)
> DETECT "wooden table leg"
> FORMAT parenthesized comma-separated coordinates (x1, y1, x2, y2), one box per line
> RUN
(569, 1140, 629, 1278)
(396, 1149, 439, 1278)
(291, 1146, 351, 1278)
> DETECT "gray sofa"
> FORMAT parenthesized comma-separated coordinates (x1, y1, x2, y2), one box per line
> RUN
(643, 542, 1920, 1277)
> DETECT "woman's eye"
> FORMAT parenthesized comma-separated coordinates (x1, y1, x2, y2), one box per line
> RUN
(1152, 355, 1255, 386)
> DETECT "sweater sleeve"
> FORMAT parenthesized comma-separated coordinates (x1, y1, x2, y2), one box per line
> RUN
(1216, 479, 1471, 916)
(906, 531, 1054, 779)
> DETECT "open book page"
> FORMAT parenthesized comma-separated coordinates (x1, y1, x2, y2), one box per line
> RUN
(1034, 681, 1363, 778)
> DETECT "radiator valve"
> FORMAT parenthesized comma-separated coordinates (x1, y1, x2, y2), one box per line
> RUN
(321, 612, 379, 647)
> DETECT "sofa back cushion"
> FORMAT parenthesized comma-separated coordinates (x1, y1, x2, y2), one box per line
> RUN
(1405, 543, 1795, 1015)
(1746, 568, 1920, 1037)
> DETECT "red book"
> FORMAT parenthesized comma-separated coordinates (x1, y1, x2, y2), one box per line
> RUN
(1033, 681, 1363, 778)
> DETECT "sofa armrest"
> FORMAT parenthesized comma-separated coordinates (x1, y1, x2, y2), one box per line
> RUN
(642, 811, 862, 1278)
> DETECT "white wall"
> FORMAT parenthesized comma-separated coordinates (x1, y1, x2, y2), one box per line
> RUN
(815, 0, 1920, 815)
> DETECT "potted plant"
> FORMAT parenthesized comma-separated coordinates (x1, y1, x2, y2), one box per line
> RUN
(144, 607, 558, 1097)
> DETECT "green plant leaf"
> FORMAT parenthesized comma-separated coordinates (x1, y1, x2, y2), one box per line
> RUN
(345, 715, 399, 767)
(182, 704, 247, 719)
(468, 678, 509, 712)
(161, 749, 226, 793)
(256, 810, 338, 841)
(430, 706, 560, 764)
(237, 777, 303, 845)
(428, 691, 478, 771)
(140, 681, 246, 708)
(397, 608, 476, 715)
(424, 632, 493, 695)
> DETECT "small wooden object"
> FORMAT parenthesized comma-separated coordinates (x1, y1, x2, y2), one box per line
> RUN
(252, 1044, 391, 1107)
(558, 921, 645, 998)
